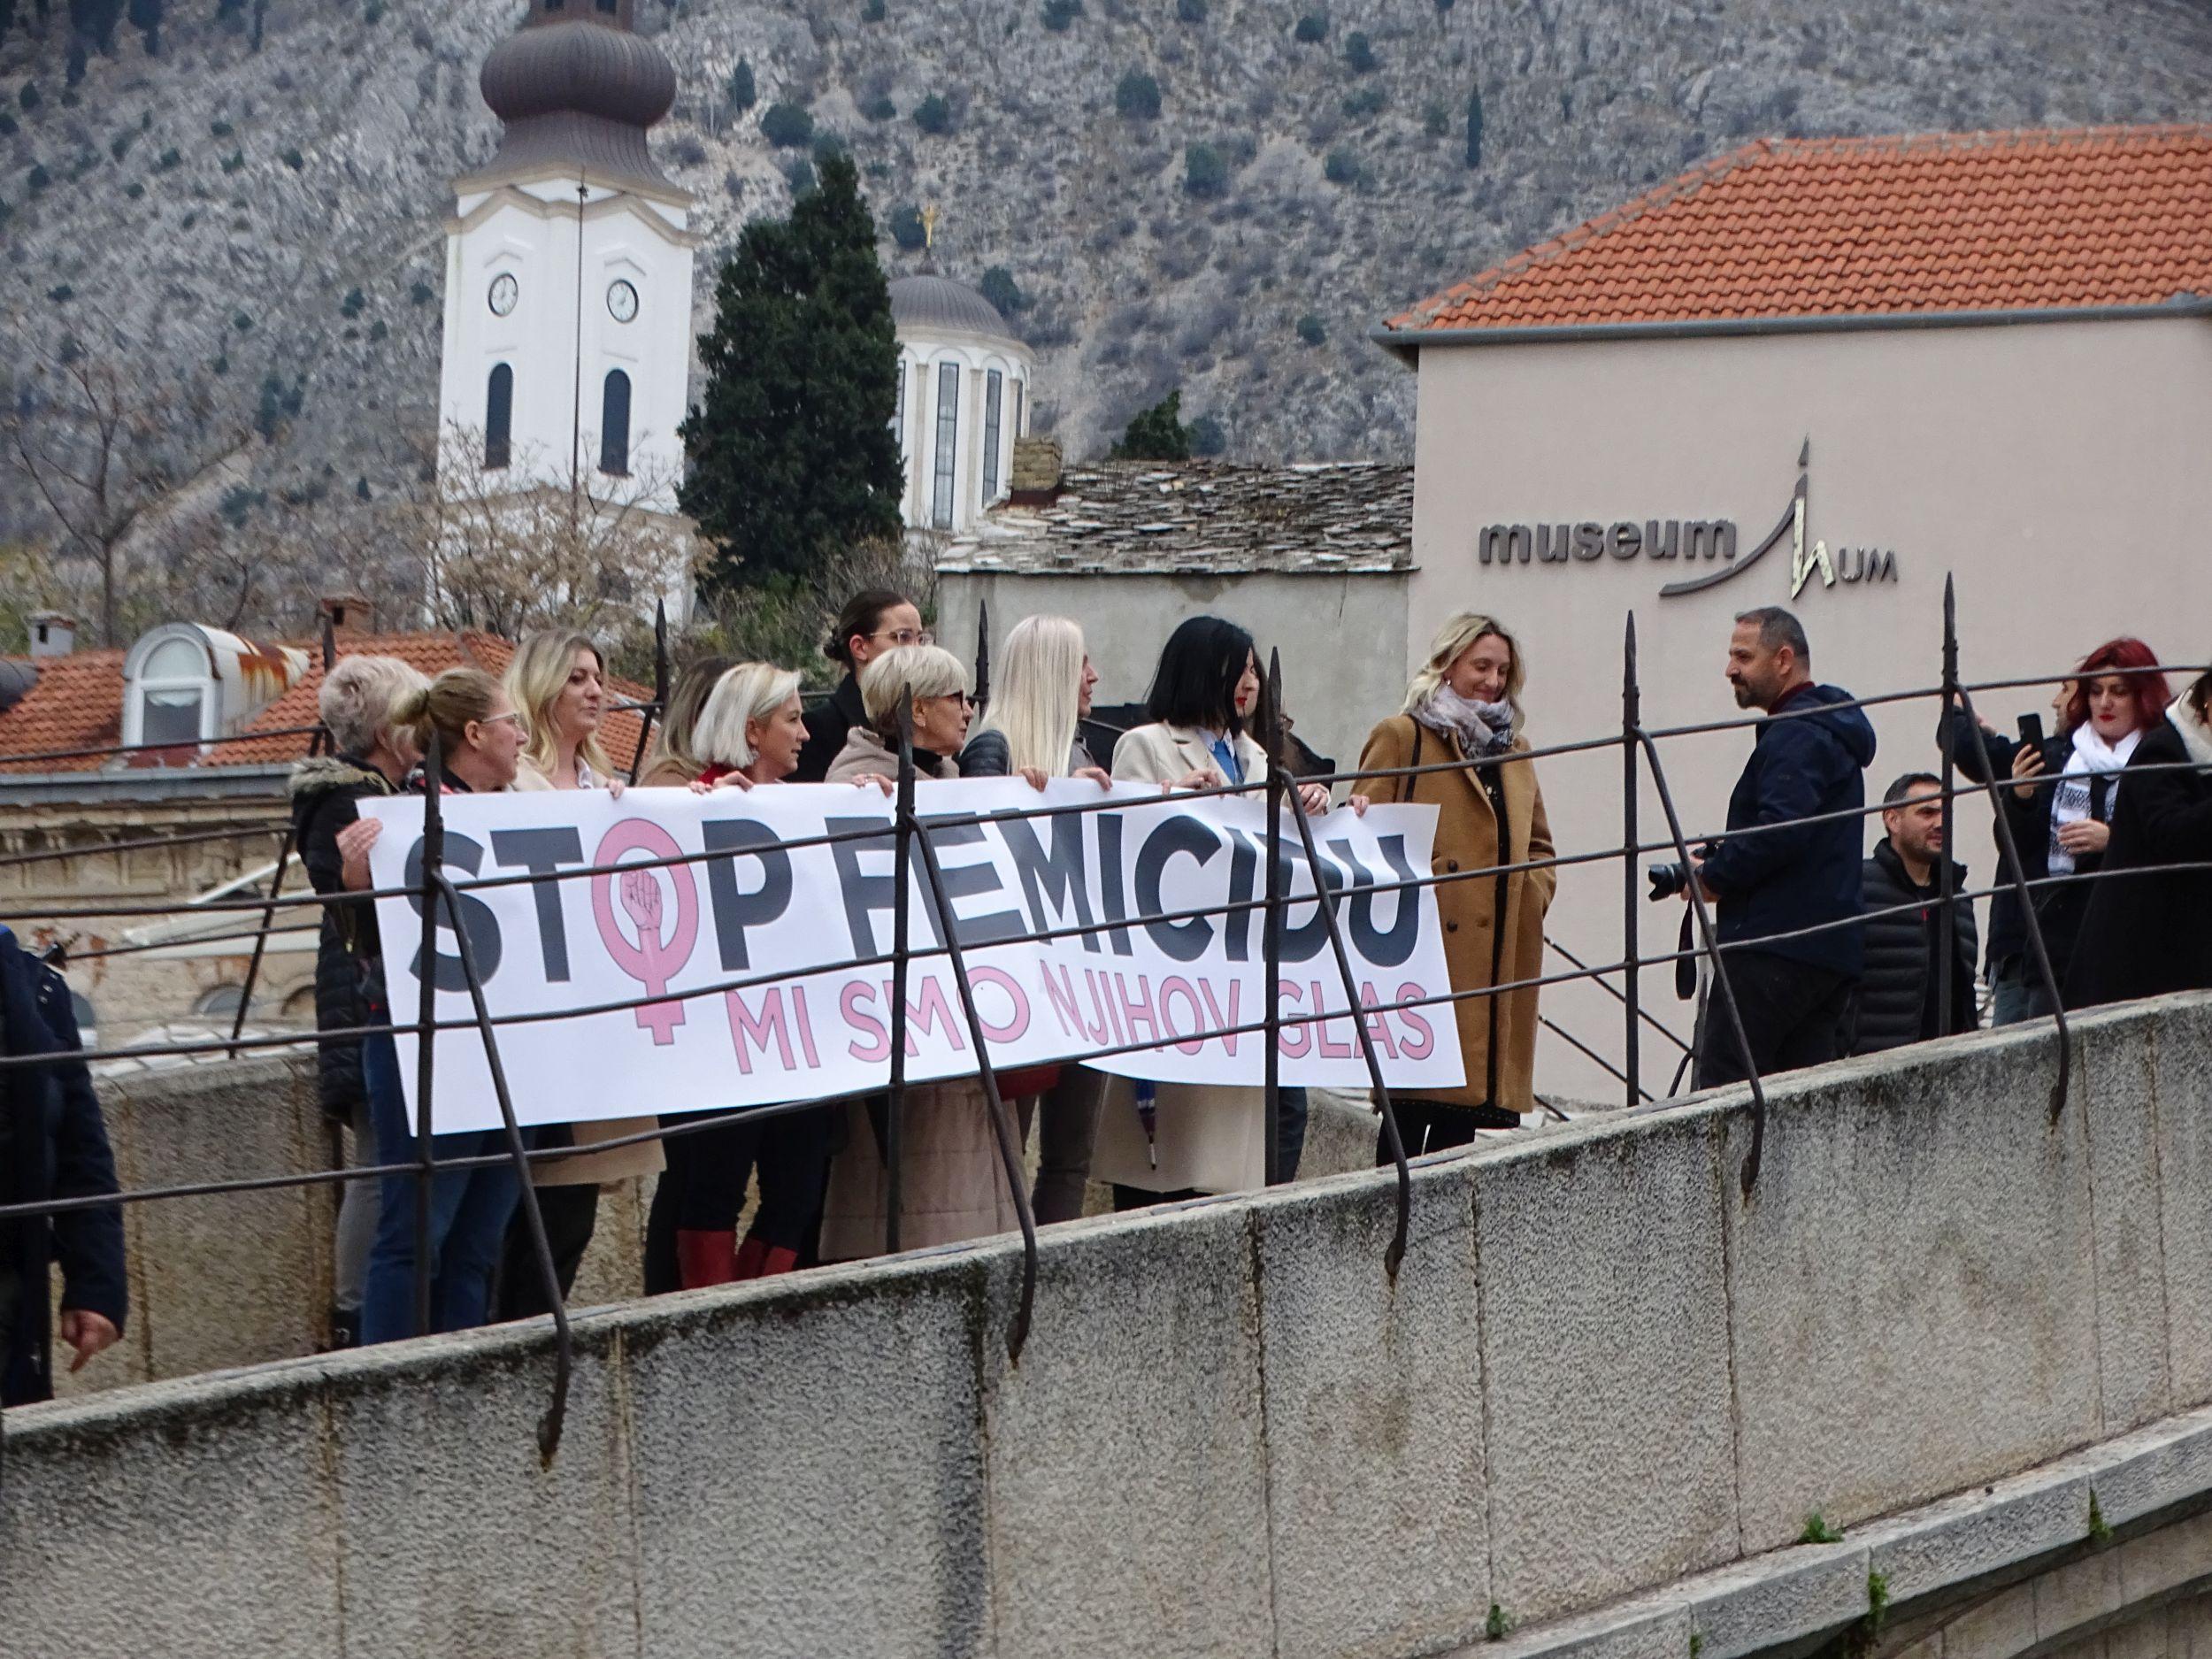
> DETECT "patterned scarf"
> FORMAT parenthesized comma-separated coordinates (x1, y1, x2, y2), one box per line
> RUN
(2047, 723, 2138, 876)
(1412, 687, 1516, 757)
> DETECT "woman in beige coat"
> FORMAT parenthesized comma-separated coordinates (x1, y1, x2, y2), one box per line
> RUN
(1356, 612, 1555, 1152)
(496, 630, 663, 1316)
(1092, 616, 1353, 1210)
(818, 643, 1033, 1259)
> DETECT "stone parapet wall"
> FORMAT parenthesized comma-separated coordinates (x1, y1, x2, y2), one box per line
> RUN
(4, 995, 2211, 1659)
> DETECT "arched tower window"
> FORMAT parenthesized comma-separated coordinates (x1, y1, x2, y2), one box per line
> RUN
(932, 363, 959, 529)
(600, 369, 632, 476)
(485, 364, 513, 470)
(983, 369, 1004, 503)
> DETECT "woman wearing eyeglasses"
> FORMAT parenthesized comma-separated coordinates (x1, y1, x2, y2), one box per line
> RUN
(793, 588, 928, 783)
(818, 643, 1034, 1257)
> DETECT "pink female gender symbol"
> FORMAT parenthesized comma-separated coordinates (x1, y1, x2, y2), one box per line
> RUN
(589, 819, 701, 1045)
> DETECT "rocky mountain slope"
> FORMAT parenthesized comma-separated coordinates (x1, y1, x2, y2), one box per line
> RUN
(3, 0, 2208, 522)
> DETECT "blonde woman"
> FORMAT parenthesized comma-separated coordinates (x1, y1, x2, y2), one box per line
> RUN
(645, 662, 825, 1287)
(507, 629, 617, 791)
(959, 616, 1111, 1223)
(1356, 612, 1555, 1151)
(496, 630, 661, 1318)
(818, 643, 1035, 1257)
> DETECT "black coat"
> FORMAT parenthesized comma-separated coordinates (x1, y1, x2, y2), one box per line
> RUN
(794, 674, 864, 785)
(1851, 839, 1979, 1055)
(1699, 683, 1878, 977)
(0, 926, 127, 1405)
(289, 755, 399, 1121)
(2065, 712, 2212, 1010)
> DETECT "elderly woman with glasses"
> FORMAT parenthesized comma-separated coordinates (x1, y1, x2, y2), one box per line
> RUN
(817, 643, 1033, 1258)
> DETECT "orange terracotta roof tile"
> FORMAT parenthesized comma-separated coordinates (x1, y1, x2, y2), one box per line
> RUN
(1386, 127, 2212, 335)
(0, 649, 129, 773)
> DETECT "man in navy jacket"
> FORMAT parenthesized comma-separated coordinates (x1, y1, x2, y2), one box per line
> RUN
(1688, 608, 1878, 1089)
(0, 926, 127, 1405)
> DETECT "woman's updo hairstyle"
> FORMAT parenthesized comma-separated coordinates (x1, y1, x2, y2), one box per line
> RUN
(825, 588, 913, 670)
(392, 667, 503, 760)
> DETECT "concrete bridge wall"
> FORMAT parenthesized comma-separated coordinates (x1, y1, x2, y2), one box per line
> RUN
(5, 995, 2212, 1659)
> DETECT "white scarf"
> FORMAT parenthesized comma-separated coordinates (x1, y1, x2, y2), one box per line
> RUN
(2047, 723, 2138, 875)
(2170, 695, 2212, 767)
(1412, 687, 1516, 757)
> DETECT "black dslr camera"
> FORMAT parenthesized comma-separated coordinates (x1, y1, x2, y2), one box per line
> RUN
(1647, 843, 1721, 902)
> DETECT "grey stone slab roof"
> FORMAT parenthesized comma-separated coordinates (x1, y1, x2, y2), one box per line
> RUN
(936, 459, 1414, 576)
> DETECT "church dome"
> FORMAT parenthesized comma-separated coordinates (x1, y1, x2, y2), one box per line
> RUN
(480, 18, 676, 131)
(890, 275, 1016, 342)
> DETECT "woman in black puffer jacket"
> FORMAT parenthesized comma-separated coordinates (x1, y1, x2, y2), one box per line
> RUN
(288, 654, 426, 1348)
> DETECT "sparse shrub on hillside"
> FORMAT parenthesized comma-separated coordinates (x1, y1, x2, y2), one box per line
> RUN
(1182, 142, 1227, 198)
(1342, 86, 1383, 119)
(156, 146, 179, 169)
(726, 60, 756, 111)
(362, 0, 382, 20)
(672, 134, 708, 167)
(1324, 147, 1361, 186)
(123, 180, 142, 197)
(26, 164, 50, 192)
(1116, 70, 1161, 119)
(221, 150, 244, 172)
(47, 284, 73, 303)
(1177, 0, 1206, 19)
(211, 119, 233, 137)
(411, 280, 434, 305)
(785, 157, 817, 196)
(863, 94, 895, 121)
(979, 265, 1028, 315)
(233, 311, 252, 331)
(1041, 0, 1080, 30)
(913, 94, 952, 134)
(1293, 12, 1327, 43)
(341, 287, 365, 318)
(1296, 313, 1326, 345)
(1465, 87, 1484, 168)
(19, 82, 42, 111)
(889, 203, 926, 250)
(1112, 390, 1193, 460)
(1423, 98, 1449, 136)
(760, 101, 815, 148)
(1345, 31, 1377, 72)
(862, 0, 885, 17)
(1188, 413, 1226, 456)
(0, 115, 16, 137)
(280, 145, 303, 169)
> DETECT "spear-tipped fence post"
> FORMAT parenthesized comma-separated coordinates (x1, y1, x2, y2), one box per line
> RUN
(629, 599, 670, 786)
(411, 732, 444, 1334)
(1622, 611, 1641, 1109)
(973, 599, 991, 715)
(1937, 577, 1960, 1046)
(1262, 657, 1286, 1187)
(884, 689, 917, 1254)
(434, 874, 572, 1462)
(1270, 650, 1410, 1275)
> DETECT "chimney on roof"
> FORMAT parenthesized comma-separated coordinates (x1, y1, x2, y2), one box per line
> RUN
(319, 592, 375, 634)
(27, 612, 76, 659)
(1007, 436, 1064, 505)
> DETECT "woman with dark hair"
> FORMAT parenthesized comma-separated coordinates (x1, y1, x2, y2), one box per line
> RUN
(793, 588, 926, 783)
(1091, 617, 1353, 1209)
(1989, 637, 2170, 1021)
(2067, 664, 2212, 1010)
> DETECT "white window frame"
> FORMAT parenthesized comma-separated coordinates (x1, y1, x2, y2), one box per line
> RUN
(122, 629, 218, 749)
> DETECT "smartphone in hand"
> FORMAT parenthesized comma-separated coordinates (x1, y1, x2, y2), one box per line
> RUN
(2016, 711, 2047, 751)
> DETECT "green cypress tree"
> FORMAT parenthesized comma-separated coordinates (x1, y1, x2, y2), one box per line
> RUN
(1111, 390, 1193, 460)
(680, 150, 903, 593)
(1465, 86, 1484, 169)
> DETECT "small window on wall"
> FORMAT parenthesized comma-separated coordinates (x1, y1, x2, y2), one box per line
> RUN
(600, 370, 631, 476)
(485, 364, 514, 470)
(1013, 380, 1026, 439)
(932, 363, 959, 529)
(193, 985, 251, 1019)
(983, 370, 1004, 502)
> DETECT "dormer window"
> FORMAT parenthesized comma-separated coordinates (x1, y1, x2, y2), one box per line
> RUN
(123, 627, 218, 751)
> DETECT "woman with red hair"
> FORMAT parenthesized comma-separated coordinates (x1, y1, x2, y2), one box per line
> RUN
(1998, 637, 2170, 1020)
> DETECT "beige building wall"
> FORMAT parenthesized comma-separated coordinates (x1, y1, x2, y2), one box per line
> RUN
(935, 569, 1412, 773)
(1405, 313, 2212, 1101)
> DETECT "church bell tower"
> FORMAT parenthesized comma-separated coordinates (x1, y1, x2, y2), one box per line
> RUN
(435, 0, 697, 551)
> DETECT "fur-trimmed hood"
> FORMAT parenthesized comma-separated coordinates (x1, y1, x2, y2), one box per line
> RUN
(287, 753, 395, 803)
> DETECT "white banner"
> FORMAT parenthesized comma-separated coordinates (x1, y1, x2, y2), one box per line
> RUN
(359, 780, 1463, 1134)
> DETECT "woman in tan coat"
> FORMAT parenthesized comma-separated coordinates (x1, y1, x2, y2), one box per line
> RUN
(818, 643, 1033, 1259)
(1357, 612, 1555, 1153)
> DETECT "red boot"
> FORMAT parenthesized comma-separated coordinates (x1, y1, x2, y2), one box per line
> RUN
(675, 1228, 738, 1288)
(733, 1236, 802, 1279)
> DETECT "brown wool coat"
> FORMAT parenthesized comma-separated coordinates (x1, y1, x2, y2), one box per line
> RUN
(1356, 715, 1555, 1112)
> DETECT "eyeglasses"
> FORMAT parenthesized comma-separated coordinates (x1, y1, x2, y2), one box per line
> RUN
(480, 710, 524, 731)
(872, 626, 935, 648)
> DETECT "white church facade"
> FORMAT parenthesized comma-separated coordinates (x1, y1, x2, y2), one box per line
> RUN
(433, 0, 697, 603)
(890, 275, 1034, 537)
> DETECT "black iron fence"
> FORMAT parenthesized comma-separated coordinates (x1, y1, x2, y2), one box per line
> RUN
(0, 578, 2207, 1467)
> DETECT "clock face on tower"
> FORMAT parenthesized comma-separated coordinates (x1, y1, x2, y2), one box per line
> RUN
(487, 273, 518, 317)
(606, 280, 639, 324)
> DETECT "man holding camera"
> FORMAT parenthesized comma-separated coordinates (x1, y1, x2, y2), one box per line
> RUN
(1685, 607, 1877, 1089)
